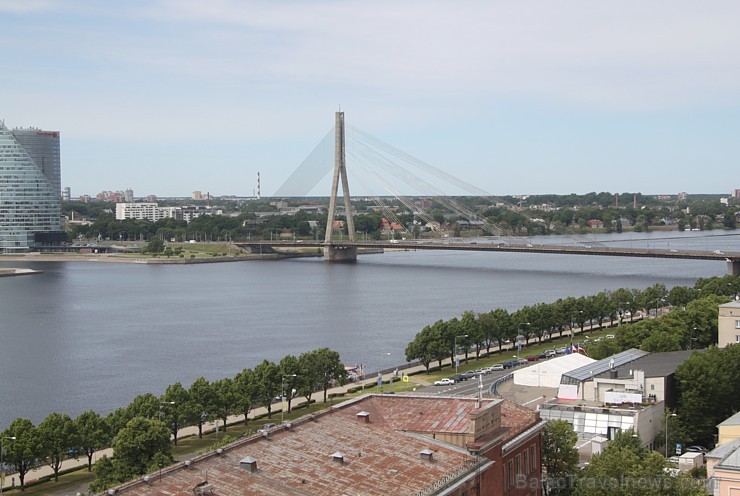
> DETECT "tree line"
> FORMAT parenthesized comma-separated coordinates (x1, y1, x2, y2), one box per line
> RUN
(0, 347, 347, 492)
(405, 275, 740, 371)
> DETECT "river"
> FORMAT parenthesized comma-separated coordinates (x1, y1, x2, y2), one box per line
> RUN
(0, 231, 737, 427)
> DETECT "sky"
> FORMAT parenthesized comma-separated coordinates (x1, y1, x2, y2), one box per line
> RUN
(1, 0, 740, 198)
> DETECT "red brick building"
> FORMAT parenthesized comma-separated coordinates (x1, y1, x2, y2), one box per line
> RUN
(99, 395, 544, 495)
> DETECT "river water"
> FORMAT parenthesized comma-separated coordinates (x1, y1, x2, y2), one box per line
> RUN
(0, 231, 737, 427)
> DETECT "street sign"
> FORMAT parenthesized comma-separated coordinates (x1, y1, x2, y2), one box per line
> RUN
(676, 443, 682, 455)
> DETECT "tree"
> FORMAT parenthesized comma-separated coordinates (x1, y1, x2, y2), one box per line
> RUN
(253, 360, 280, 417)
(76, 410, 110, 471)
(2, 418, 42, 491)
(279, 355, 301, 413)
(311, 348, 348, 402)
(574, 429, 704, 496)
(405, 325, 435, 373)
(38, 412, 78, 482)
(675, 345, 740, 445)
(541, 419, 578, 495)
(110, 416, 173, 480)
(233, 368, 258, 426)
(161, 382, 193, 446)
(211, 377, 238, 430)
(188, 377, 215, 438)
(142, 238, 165, 254)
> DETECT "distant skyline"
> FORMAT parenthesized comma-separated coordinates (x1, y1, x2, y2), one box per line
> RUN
(2, 1, 740, 198)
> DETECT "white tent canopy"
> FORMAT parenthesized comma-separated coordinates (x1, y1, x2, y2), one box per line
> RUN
(513, 354, 595, 388)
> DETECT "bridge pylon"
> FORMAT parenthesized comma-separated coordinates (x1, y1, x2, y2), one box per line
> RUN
(323, 111, 357, 262)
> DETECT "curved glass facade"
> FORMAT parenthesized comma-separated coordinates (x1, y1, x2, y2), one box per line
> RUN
(0, 121, 63, 252)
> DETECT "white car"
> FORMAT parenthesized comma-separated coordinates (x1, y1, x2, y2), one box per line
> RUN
(489, 363, 505, 371)
(434, 378, 455, 386)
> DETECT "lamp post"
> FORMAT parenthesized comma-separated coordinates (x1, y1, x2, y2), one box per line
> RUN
(690, 328, 698, 350)
(454, 334, 468, 375)
(666, 412, 677, 457)
(518, 322, 530, 356)
(1, 436, 16, 494)
(159, 401, 175, 421)
(281, 374, 297, 424)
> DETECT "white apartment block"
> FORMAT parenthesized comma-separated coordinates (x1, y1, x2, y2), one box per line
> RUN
(116, 203, 166, 221)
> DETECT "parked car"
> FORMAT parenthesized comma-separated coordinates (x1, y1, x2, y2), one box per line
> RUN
(526, 355, 540, 361)
(452, 374, 467, 382)
(434, 378, 455, 386)
(556, 347, 567, 355)
(543, 349, 557, 358)
(462, 370, 480, 379)
(502, 361, 518, 369)
(605, 334, 615, 339)
(489, 363, 505, 371)
(686, 446, 709, 454)
(517, 358, 528, 365)
(258, 423, 277, 433)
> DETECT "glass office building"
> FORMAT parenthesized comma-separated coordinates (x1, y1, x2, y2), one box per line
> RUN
(0, 121, 64, 252)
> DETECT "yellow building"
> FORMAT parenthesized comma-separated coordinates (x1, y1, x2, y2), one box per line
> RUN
(719, 412, 740, 447)
(718, 301, 740, 349)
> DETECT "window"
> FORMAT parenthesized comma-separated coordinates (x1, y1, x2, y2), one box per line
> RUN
(523, 450, 529, 475)
(734, 319, 740, 329)
(531, 446, 537, 471)
(516, 455, 521, 476)
(508, 460, 514, 487)
(736, 335, 740, 343)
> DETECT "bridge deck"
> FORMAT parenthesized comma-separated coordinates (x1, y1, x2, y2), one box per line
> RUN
(236, 240, 739, 262)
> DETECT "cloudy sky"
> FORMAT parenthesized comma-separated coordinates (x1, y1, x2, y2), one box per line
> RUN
(1, 0, 739, 198)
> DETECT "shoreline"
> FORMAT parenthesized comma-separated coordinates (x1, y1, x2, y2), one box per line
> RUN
(0, 267, 43, 277)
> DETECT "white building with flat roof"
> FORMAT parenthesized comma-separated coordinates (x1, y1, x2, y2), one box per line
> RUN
(116, 202, 164, 221)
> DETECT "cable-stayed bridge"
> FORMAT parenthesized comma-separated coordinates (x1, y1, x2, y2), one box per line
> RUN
(240, 112, 740, 275)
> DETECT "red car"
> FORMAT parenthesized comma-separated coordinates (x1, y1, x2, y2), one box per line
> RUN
(525, 355, 540, 361)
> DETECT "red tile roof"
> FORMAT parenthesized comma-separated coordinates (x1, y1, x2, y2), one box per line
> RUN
(104, 395, 527, 496)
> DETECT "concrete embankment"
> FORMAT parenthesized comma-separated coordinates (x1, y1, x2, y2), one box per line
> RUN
(0, 267, 43, 277)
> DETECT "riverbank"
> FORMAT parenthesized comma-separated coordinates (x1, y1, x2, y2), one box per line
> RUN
(0, 267, 43, 277)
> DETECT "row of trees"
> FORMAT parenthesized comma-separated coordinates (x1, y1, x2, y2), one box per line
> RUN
(405, 275, 739, 371)
(0, 347, 347, 491)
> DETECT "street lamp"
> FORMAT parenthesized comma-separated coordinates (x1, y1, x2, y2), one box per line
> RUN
(666, 412, 677, 457)
(517, 322, 530, 356)
(159, 401, 175, 421)
(690, 328, 698, 350)
(454, 334, 468, 374)
(1, 436, 16, 495)
(281, 374, 297, 424)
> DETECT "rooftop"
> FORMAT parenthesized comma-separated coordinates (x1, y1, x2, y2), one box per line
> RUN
(103, 395, 537, 496)
(718, 411, 740, 428)
(719, 300, 740, 309)
(561, 348, 650, 385)
(594, 350, 697, 380)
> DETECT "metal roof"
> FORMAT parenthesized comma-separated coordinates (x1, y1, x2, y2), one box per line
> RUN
(561, 348, 650, 385)
(719, 411, 740, 427)
(594, 349, 697, 380)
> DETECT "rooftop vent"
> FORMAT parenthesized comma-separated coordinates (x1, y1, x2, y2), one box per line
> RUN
(331, 452, 347, 464)
(356, 411, 370, 423)
(240, 456, 258, 473)
(420, 449, 434, 461)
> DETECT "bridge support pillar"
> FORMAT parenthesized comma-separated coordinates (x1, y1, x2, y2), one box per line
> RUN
(323, 245, 357, 263)
(729, 260, 740, 276)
